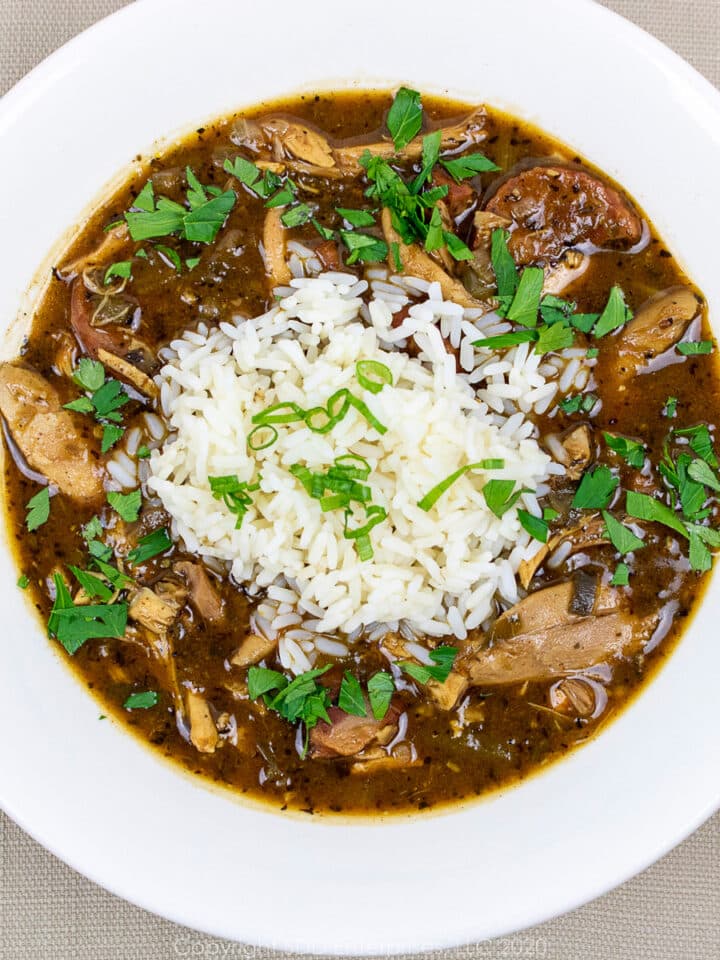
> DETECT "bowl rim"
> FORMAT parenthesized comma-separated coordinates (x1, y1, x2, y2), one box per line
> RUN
(1, 0, 719, 953)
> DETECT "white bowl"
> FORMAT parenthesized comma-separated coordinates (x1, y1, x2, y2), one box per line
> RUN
(1, 0, 719, 953)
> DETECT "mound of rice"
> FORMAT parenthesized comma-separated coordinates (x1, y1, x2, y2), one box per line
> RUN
(148, 272, 567, 668)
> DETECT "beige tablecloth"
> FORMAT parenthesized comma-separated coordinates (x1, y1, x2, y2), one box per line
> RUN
(0, 2, 718, 957)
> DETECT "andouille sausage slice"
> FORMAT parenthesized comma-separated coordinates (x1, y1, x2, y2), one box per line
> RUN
(485, 164, 643, 265)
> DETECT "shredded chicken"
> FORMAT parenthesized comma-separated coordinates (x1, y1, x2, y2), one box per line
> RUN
(230, 633, 277, 668)
(186, 690, 219, 754)
(174, 561, 225, 624)
(0, 363, 103, 502)
(261, 208, 292, 288)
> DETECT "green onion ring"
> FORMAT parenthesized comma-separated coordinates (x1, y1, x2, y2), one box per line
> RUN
(356, 359, 393, 394)
(247, 424, 278, 450)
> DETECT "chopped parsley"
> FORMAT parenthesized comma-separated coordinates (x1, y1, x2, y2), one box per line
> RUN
(247, 665, 332, 757)
(208, 475, 260, 529)
(25, 487, 50, 532)
(664, 396, 678, 418)
(17, 574, 29, 590)
(127, 528, 172, 566)
(399, 646, 458, 685)
(482, 479, 524, 518)
(104, 260, 132, 284)
(386, 87, 423, 151)
(65, 360, 130, 451)
(124, 690, 159, 710)
(107, 489, 142, 523)
(340, 230, 388, 264)
(571, 465, 618, 510)
(677, 340, 714, 356)
(559, 393, 598, 415)
(336, 207, 376, 228)
(517, 509, 549, 543)
(593, 286, 632, 338)
(602, 511, 645, 555)
(611, 563, 630, 587)
(125, 170, 236, 244)
(48, 573, 127, 655)
(440, 152, 499, 180)
(603, 433, 645, 468)
(338, 672, 367, 717)
(367, 671, 395, 720)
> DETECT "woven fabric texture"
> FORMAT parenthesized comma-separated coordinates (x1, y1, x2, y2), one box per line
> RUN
(0, 1, 718, 958)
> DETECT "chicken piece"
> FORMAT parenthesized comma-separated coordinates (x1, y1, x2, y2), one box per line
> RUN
(335, 107, 488, 174)
(616, 286, 701, 378)
(0, 363, 104, 502)
(261, 208, 292, 288)
(60, 223, 132, 276)
(485, 164, 643, 265)
(459, 580, 656, 686)
(309, 699, 402, 759)
(426, 671, 469, 711)
(174, 561, 225, 624)
(96, 349, 158, 399)
(350, 742, 419, 775)
(185, 690, 219, 754)
(261, 118, 335, 168)
(381, 209, 488, 310)
(558, 423, 594, 480)
(128, 586, 182, 634)
(230, 632, 277, 668)
(542, 250, 590, 296)
(518, 513, 610, 589)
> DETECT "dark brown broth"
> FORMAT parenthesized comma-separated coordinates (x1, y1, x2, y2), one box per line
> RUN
(4, 91, 718, 815)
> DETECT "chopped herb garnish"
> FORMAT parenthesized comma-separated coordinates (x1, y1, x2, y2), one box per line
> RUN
(68, 565, 114, 602)
(208, 475, 260, 529)
(248, 665, 332, 757)
(312, 219, 335, 241)
(602, 511, 645, 555)
(674, 424, 718, 467)
(340, 230, 388, 264)
(107, 489, 142, 523)
(48, 573, 127, 655)
(587, 348, 600, 359)
(123, 690, 159, 710)
(127, 528, 172, 566)
(72, 358, 105, 393)
(104, 260, 132, 284)
(664, 396, 678, 418)
(677, 340, 713, 356)
(156, 244, 182, 272)
(356, 359, 393, 394)
(473, 330, 537, 350)
(417, 460, 505, 512)
(17, 574, 29, 590)
(185, 256, 201, 270)
(611, 563, 630, 587)
(559, 393, 598, 415)
(336, 207, 376, 228)
(367, 671, 395, 720)
(571, 465, 618, 510)
(505, 267, 544, 328)
(603, 433, 645, 468)
(386, 87, 423, 151)
(399, 646, 458, 685)
(593, 286, 632, 338)
(25, 487, 50, 532)
(534, 321, 575, 355)
(482, 479, 524, 518)
(625, 490, 687, 538)
(136, 445, 151, 459)
(440, 152, 499, 180)
(281, 203, 313, 228)
(543, 507, 560, 522)
(338, 672, 367, 717)
(424, 205, 444, 252)
(517, 509, 549, 543)
(101, 424, 125, 453)
(687, 458, 720, 492)
(125, 172, 236, 244)
(411, 130, 442, 191)
(490, 229, 518, 300)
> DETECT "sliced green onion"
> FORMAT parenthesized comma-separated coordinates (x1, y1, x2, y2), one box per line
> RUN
(417, 459, 505, 512)
(320, 493, 350, 512)
(355, 534, 374, 561)
(305, 406, 334, 432)
(289, 463, 314, 494)
(247, 424, 278, 450)
(251, 402, 306, 425)
(326, 389, 351, 420)
(356, 360, 393, 394)
(330, 454, 371, 480)
(347, 394, 387, 435)
(343, 504, 388, 540)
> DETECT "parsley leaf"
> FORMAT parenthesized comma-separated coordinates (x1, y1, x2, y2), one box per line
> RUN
(571, 465, 618, 510)
(534, 321, 575, 355)
(367, 671, 395, 720)
(68, 565, 114, 602)
(281, 203, 313, 228)
(677, 340, 713, 356)
(593, 286, 632, 338)
(338, 672, 367, 717)
(611, 563, 630, 586)
(490, 229, 518, 300)
(127, 528, 172, 566)
(602, 511, 645, 554)
(424, 205, 444, 252)
(386, 87, 423, 151)
(399, 646, 458, 685)
(518, 509, 549, 543)
(482, 479, 523, 518)
(603, 433, 645, 468)
(664, 396, 678, 418)
(17, 574, 29, 590)
(411, 130, 442, 191)
(336, 207, 376, 228)
(124, 690, 159, 710)
(340, 231, 388, 265)
(625, 490, 687, 538)
(48, 573, 127, 655)
(104, 261, 132, 284)
(440, 152, 499, 180)
(248, 666, 287, 699)
(560, 393, 598, 415)
(125, 172, 236, 244)
(72, 358, 105, 393)
(107, 489, 142, 522)
(101, 424, 125, 453)
(473, 330, 537, 350)
(675, 424, 718, 468)
(505, 267, 544, 328)
(25, 487, 50, 532)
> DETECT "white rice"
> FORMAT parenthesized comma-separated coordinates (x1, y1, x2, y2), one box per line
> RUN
(147, 273, 579, 673)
